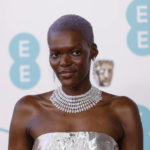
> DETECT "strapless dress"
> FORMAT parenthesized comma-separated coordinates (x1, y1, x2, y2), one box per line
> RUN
(32, 132, 119, 150)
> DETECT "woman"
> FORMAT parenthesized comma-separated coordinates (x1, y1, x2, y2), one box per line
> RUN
(9, 14, 143, 150)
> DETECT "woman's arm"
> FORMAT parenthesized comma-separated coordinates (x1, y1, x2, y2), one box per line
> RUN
(8, 96, 35, 150)
(112, 96, 143, 150)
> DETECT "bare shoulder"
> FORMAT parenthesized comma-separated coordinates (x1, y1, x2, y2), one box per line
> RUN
(101, 91, 140, 122)
(110, 96, 139, 114)
(15, 95, 40, 111)
(9, 92, 53, 150)
(15, 91, 53, 108)
(105, 96, 143, 149)
(10, 91, 53, 134)
(13, 91, 53, 118)
(12, 95, 40, 123)
(109, 96, 141, 127)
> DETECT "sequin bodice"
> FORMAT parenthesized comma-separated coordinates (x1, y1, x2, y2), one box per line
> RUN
(32, 132, 119, 150)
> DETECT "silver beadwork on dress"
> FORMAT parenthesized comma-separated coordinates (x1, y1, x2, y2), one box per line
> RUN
(32, 132, 119, 150)
(50, 86, 102, 113)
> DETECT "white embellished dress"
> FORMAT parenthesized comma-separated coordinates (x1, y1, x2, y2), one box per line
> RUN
(32, 131, 119, 150)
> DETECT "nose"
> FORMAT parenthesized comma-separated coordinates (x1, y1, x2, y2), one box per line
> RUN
(60, 54, 72, 67)
(104, 70, 108, 77)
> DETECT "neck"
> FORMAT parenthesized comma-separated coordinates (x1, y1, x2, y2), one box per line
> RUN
(62, 75, 91, 96)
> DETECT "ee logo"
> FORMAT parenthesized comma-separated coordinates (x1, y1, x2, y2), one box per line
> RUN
(9, 33, 40, 89)
(138, 105, 150, 150)
(126, 0, 150, 56)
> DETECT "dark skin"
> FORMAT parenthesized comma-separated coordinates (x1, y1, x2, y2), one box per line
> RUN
(9, 29, 143, 150)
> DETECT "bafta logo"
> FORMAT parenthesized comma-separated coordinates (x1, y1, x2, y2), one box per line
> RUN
(93, 60, 114, 87)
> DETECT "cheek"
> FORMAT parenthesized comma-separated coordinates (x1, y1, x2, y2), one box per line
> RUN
(77, 59, 91, 74)
(74, 53, 90, 65)
(49, 59, 59, 71)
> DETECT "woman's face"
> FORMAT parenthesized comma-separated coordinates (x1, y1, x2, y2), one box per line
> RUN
(48, 29, 92, 88)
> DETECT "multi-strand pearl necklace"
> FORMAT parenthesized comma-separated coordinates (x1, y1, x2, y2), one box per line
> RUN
(50, 86, 102, 113)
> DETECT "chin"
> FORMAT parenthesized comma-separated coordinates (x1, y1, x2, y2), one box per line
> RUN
(57, 75, 77, 88)
(60, 78, 80, 88)
(60, 81, 76, 88)
(58, 73, 88, 88)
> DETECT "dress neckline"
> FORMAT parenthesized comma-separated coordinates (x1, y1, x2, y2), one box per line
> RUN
(34, 131, 118, 145)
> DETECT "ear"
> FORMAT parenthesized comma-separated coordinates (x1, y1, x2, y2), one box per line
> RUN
(90, 43, 98, 60)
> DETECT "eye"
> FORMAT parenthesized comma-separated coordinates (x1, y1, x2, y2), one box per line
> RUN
(71, 49, 81, 56)
(100, 69, 105, 74)
(50, 52, 60, 58)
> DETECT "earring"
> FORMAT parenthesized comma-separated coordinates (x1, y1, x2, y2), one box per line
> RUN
(92, 57, 96, 62)
(92, 57, 96, 75)
(53, 72, 56, 82)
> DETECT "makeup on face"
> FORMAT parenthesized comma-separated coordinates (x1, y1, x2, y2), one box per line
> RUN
(48, 29, 92, 88)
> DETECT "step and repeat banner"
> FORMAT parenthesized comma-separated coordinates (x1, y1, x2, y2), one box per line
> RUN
(0, 0, 150, 149)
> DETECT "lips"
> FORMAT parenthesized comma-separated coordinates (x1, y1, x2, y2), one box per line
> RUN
(59, 70, 76, 78)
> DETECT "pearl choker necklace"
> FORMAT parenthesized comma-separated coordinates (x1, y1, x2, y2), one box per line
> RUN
(50, 86, 102, 113)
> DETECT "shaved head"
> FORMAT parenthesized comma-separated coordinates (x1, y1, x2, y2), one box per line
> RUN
(47, 14, 94, 45)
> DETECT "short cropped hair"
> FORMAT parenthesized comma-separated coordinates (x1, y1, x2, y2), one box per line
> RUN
(47, 14, 94, 45)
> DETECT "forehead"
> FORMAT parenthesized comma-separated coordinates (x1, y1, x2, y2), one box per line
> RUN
(101, 63, 113, 69)
(48, 29, 85, 49)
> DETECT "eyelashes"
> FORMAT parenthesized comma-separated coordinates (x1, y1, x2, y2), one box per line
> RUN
(71, 49, 81, 56)
(50, 49, 82, 58)
(50, 52, 60, 58)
